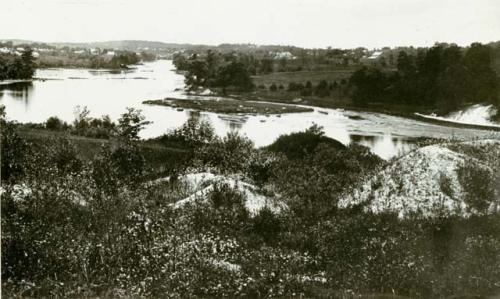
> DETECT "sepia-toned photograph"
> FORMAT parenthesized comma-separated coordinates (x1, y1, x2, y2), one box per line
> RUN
(1, 0, 500, 297)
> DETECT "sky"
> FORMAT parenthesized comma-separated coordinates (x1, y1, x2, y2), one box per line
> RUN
(1, 0, 499, 49)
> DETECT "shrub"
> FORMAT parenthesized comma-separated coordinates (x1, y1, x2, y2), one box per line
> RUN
(196, 131, 254, 174)
(267, 125, 345, 160)
(45, 116, 65, 130)
(457, 159, 496, 214)
(117, 107, 151, 141)
(0, 122, 30, 182)
(288, 82, 304, 91)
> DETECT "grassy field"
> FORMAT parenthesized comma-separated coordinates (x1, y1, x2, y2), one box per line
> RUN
(17, 127, 190, 178)
(252, 69, 354, 87)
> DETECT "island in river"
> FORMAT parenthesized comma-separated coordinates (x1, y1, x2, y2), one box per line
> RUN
(143, 97, 313, 114)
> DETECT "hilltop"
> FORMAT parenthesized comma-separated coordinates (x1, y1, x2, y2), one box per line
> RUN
(341, 140, 500, 218)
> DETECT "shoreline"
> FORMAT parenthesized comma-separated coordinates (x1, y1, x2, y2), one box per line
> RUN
(0, 79, 33, 86)
(215, 91, 500, 132)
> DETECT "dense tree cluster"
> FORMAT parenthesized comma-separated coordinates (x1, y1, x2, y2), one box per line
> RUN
(350, 43, 500, 113)
(86, 51, 140, 69)
(0, 49, 36, 80)
(174, 51, 254, 92)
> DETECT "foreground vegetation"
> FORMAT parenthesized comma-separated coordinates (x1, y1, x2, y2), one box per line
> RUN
(2, 105, 500, 298)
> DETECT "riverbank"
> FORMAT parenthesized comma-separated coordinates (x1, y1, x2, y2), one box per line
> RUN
(0, 79, 33, 86)
(143, 97, 313, 115)
(212, 89, 500, 132)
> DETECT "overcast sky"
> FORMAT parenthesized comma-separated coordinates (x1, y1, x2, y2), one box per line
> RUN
(1, 0, 499, 49)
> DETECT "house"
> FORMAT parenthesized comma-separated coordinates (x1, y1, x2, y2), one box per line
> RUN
(360, 50, 385, 65)
(272, 51, 296, 60)
(368, 51, 383, 60)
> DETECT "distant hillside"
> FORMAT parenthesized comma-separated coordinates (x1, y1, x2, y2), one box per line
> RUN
(50, 40, 205, 51)
(1, 39, 306, 53)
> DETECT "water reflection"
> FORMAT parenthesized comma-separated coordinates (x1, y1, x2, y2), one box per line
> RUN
(0, 82, 33, 106)
(0, 60, 498, 160)
(217, 115, 247, 130)
(350, 134, 415, 159)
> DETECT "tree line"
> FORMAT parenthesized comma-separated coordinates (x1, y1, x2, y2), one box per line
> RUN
(0, 48, 36, 80)
(349, 43, 500, 113)
(173, 50, 254, 93)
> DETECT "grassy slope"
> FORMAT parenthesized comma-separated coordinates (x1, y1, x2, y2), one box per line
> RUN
(342, 140, 500, 217)
(17, 128, 190, 178)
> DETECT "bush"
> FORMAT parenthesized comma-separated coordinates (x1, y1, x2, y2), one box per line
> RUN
(0, 122, 30, 182)
(269, 83, 278, 92)
(288, 82, 304, 91)
(45, 116, 65, 130)
(458, 159, 497, 213)
(117, 107, 151, 141)
(267, 125, 345, 160)
(196, 131, 254, 174)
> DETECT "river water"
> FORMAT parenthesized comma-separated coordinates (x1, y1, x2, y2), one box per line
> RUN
(1, 60, 499, 159)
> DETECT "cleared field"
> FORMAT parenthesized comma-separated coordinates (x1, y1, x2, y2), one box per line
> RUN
(252, 69, 355, 86)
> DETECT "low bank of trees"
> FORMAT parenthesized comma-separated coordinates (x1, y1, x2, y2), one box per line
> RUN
(0, 49, 36, 80)
(349, 43, 500, 113)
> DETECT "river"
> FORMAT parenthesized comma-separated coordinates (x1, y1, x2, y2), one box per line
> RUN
(1, 60, 499, 159)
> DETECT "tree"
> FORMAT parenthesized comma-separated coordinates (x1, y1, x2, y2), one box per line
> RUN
(463, 43, 499, 104)
(314, 80, 330, 97)
(396, 51, 416, 76)
(216, 61, 253, 93)
(45, 116, 65, 130)
(185, 59, 208, 88)
(117, 108, 151, 141)
(19, 48, 36, 79)
(350, 67, 390, 105)
(73, 105, 91, 133)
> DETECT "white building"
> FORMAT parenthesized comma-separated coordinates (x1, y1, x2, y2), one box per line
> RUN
(368, 51, 383, 60)
(273, 51, 295, 60)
